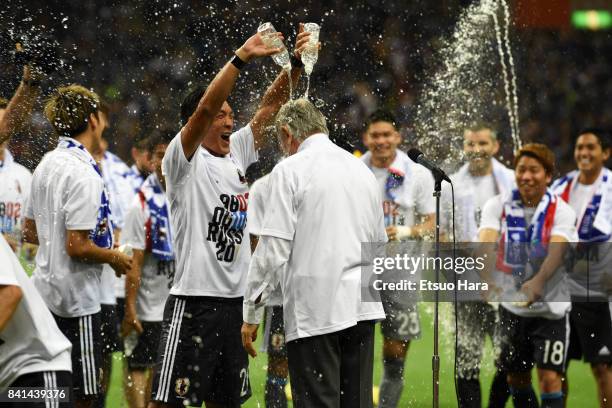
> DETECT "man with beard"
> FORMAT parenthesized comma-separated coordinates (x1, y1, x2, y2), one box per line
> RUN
(442, 124, 514, 408)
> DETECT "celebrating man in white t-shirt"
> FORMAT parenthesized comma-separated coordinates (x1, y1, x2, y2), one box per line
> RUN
(479, 144, 577, 408)
(242, 98, 386, 408)
(551, 128, 612, 406)
(443, 124, 514, 408)
(23, 85, 133, 408)
(121, 132, 175, 408)
(360, 109, 435, 408)
(149, 27, 312, 408)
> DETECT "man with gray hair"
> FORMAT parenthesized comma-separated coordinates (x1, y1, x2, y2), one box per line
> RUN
(242, 98, 387, 408)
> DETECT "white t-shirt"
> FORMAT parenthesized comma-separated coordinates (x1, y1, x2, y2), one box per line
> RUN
(471, 174, 497, 213)
(0, 234, 72, 391)
(363, 150, 435, 228)
(247, 174, 283, 306)
(99, 151, 133, 305)
(0, 150, 32, 241)
(565, 181, 612, 297)
(121, 174, 173, 321)
(162, 125, 257, 297)
(479, 193, 577, 319)
(252, 134, 386, 342)
(114, 165, 147, 300)
(26, 139, 105, 317)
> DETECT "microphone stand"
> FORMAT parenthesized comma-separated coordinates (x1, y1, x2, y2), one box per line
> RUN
(431, 169, 446, 408)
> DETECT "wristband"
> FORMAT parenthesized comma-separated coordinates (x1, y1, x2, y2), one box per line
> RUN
(22, 78, 41, 87)
(290, 54, 304, 68)
(231, 54, 247, 70)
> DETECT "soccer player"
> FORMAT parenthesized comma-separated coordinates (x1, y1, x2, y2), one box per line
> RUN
(552, 128, 612, 407)
(149, 28, 310, 408)
(0, 65, 41, 252)
(22, 85, 133, 408)
(242, 98, 386, 408)
(0, 234, 73, 408)
(94, 135, 135, 408)
(248, 171, 289, 408)
(125, 136, 153, 193)
(360, 109, 435, 408)
(443, 124, 514, 408)
(121, 132, 175, 408)
(479, 143, 577, 408)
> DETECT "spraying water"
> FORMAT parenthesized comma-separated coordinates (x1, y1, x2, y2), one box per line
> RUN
(416, 0, 521, 169)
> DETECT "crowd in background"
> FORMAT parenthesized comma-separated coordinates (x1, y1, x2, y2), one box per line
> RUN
(1, 0, 610, 174)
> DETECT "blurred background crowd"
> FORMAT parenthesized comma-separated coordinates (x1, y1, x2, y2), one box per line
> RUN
(1, 0, 610, 174)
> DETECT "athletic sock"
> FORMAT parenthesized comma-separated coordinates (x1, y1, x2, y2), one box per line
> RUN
(456, 377, 481, 407)
(510, 386, 538, 408)
(265, 375, 288, 408)
(488, 370, 511, 408)
(379, 357, 405, 408)
(540, 391, 564, 408)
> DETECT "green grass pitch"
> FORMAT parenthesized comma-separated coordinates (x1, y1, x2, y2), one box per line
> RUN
(104, 303, 598, 407)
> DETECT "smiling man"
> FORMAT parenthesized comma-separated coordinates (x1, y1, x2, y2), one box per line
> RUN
(444, 124, 514, 408)
(479, 143, 577, 408)
(150, 28, 311, 408)
(552, 128, 612, 407)
(360, 109, 435, 408)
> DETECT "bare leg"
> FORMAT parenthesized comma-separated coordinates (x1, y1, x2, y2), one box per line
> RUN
(125, 368, 148, 408)
(591, 363, 612, 407)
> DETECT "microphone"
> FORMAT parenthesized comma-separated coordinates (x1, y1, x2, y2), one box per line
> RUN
(407, 148, 451, 183)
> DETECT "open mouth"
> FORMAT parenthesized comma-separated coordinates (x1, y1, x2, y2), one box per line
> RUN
(221, 132, 231, 142)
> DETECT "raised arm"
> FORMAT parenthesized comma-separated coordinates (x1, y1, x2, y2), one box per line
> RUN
(0, 66, 41, 145)
(250, 24, 315, 149)
(180, 32, 282, 159)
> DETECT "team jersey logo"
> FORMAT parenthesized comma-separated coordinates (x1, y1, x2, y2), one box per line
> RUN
(207, 193, 248, 262)
(175, 377, 190, 397)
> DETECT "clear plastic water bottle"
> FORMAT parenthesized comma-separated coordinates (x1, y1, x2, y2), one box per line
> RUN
(301, 23, 320, 75)
(118, 243, 133, 257)
(123, 330, 139, 357)
(258, 22, 291, 71)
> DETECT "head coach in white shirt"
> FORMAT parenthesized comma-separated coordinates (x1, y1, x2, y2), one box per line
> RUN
(242, 98, 387, 408)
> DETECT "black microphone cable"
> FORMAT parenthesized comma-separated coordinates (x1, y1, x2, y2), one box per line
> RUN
(450, 180, 460, 405)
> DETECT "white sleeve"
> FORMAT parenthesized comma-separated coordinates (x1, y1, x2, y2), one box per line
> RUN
(478, 195, 504, 232)
(551, 201, 578, 242)
(0, 235, 19, 286)
(243, 235, 291, 324)
(121, 196, 147, 251)
(64, 177, 104, 230)
(247, 177, 268, 236)
(260, 165, 297, 241)
(229, 125, 258, 172)
(415, 170, 436, 215)
(161, 131, 194, 186)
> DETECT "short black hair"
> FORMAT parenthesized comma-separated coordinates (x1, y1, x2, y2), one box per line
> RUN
(180, 84, 207, 127)
(365, 108, 398, 131)
(133, 135, 149, 151)
(577, 128, 611, 151)
(147, 130, 174, 154)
